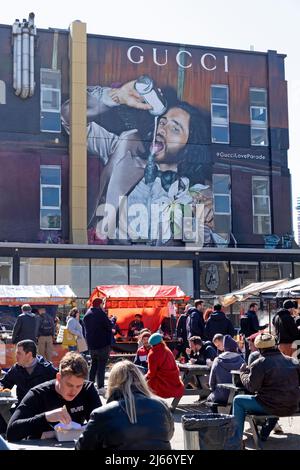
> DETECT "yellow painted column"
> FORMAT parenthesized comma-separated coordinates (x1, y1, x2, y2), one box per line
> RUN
(69, 20, 87, 244)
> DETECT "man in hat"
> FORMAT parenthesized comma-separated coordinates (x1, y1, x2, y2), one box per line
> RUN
(272, 299, 300, 356)
(233, 333, 300, 442)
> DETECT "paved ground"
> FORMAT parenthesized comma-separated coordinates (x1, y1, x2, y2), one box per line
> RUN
(163, 395, 300, 450)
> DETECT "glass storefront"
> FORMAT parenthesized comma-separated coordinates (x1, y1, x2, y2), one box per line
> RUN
(20, 258, 54, 284)
(129, 259, 161, 285)
(162, 260, 193, 297)
(56, 259, 89, 298)
(260, 262, 292, 281)
(0, 257, 12, 284)
(200, 261, 229, 296)
(91, 259, 128, 289)
(231, 262, 259, 291)
(294, 263, 300, 278)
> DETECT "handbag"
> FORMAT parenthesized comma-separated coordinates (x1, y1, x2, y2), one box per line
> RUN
(77, 336, 88, 353)
(62, 328, 77, 347)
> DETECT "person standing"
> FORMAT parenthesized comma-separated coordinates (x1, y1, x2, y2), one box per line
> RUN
(12, 304, 39, 344)
(83, 298, 112, 392)
(186, 300, 205, 340)
(66, 308, 85, 352)
(36, 309, 55, 362)
(272, 300, 300, 357)
(174, 303, 192, 360)
(204, 304, 235, 341)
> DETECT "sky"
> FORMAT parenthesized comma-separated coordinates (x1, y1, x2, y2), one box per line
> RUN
(2, 0, 300, 239)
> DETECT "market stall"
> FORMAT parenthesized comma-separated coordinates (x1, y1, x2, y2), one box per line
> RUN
(88, 285, 189, 353)
(0, 285, 77, 368)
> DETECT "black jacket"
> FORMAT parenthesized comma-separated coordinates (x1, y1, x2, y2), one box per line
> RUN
(6, 379, 101, 441)
(75, 390, 174, 450)
(176, 314, 188, 343)
(11, 312, 39, 344)
(186, 308, 205, 339)
(0, 355, 57, 404)
(273, 309, 300, 344)
(241, 349, 300, 416)
(204, 311, 235, 341)
(83, 307, 112, 350)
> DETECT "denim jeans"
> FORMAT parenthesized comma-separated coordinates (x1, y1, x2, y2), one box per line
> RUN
(89, 345, 111, 388)
(233, 394, 269, 439)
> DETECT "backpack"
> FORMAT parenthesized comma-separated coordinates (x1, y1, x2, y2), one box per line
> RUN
(39, 315, 54, 336)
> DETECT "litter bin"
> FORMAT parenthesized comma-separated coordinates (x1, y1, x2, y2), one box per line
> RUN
(181, 413, 241, 450)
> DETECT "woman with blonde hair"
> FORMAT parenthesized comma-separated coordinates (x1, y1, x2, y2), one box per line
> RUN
(75, 360, 174, 450)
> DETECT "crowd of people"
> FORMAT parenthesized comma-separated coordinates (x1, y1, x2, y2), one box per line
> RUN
(0, 297, 300, 450)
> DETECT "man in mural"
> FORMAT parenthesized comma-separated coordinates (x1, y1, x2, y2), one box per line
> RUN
(62, 78, 224, 246)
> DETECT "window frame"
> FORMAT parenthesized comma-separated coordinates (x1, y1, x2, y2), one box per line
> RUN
(40, 165, 62, 230)
(213, 174, 231, 216)
(250, 88, 268, 147)
(40, 68, 61, 133)
(211, 85, 230, 144)
(252, 176, 271, 234)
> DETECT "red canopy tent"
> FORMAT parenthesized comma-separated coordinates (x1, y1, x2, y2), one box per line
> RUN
(88, 285, 189, 333)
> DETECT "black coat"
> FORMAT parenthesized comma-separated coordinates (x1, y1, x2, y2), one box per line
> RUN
(75, 390, 174, 450)
(83, 307, 112, 350)
(186, 308, 205, 339)
(11, 313, 39, 344)
(273, 309, 300, 344)
(0, 355, 57, 404)
(204, 311, 235, 341)
(241, 349, 300, 416)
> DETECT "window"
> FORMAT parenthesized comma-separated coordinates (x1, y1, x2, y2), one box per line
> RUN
(40, 69, 61, 132)
(252, 176, 271, 234)
(162, 260, 193, 297)
(250, 88, 268, 146)
(211, 85, 229, 143)
(213, 174, 231, 239)
(40, 166, 61, 230)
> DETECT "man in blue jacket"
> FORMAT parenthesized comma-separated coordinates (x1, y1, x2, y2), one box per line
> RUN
(186, 299, 205, 339)
(83, 298, 112, 392)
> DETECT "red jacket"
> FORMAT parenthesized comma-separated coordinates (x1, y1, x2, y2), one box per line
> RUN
(146, 342, 184, 399)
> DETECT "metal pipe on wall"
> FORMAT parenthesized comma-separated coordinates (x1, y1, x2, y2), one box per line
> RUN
(28, 12, 36, 97)
(20, 21, 30, 99)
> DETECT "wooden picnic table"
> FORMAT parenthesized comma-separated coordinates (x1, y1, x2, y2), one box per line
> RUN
(170, 363, 210, 411)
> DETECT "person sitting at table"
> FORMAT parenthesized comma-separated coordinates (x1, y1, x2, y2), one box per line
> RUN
(0, 340, 57, 407)
(206, 335, 245, 409)
(185, 336, 217, 391)
(212, 333, 224, 354)
(232, 333, 300, 443)
(6, 352, 101, 442)
(127, 314, 144, 340)
(146, 333, 184, 399)
(75, 360, 174, 450)
(134, 331, 151, 373)
(186, 336, 217, 367)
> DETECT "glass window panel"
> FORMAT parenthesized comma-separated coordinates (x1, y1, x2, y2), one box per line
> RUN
(0, 257, 13, 285)
(252, 178, 269, 196)
(253, 215, 271, 234)
(261, 262, 292, 282)
(41, 167, 60, 185)
(20, 258, 54, 284)
(213, 214, 231, 234)
(40, 209, 61, 229)
(212, 126, 229, 143)
(91, 259, 128, 287)
(212, 104, 228, 121)
(230, 262, 259, 291)
(213, 175, 230, 194)
(129, 259, 161, 284)
(42, 187, 60, 207)
(211, 86, 228, 104)
(163, 260, 193, 297)
(200, 261, 229, 295)
(251, 127, 268, 146)
(250, 89, 267, 106)
(41, 70, 60, 89)
(56, 259, 89, 298)
(214, 195, 230, 214)
(251, 107, 267, 123)
(294, 263, 300, 278)
(42, 89, 60, 110)
(253, 196, 270, 215)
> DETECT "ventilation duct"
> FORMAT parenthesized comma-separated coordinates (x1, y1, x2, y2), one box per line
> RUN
(12, 12, 36, 98)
